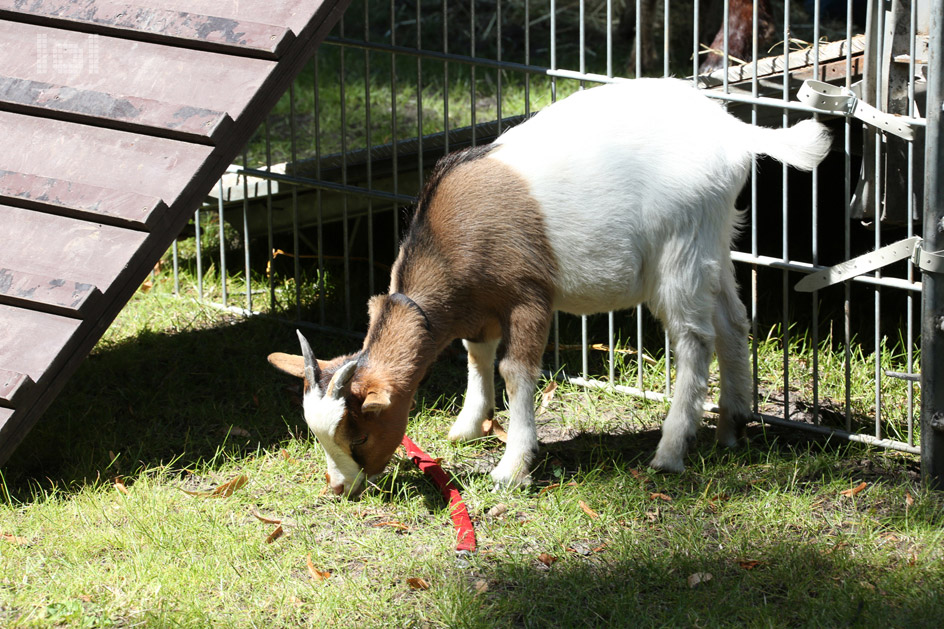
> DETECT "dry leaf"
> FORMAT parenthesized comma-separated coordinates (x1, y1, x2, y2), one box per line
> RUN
(737, 560, 762, 570)
(265, 524, 285, 544)
(538, 381, 558, 413)
(482, 418, 508, 442)
(840, 482, 868, 497)
(407, 577, 431, 590)
(486, 503, 508, 517)
(905, 491, 915, 507)
(139, 278, 153, 293)
(229, 426, 251, 438)
(214, 474, 249, 497)
(280, 448, 296, 463)
(578, 500, 599, 519)
(1, 533, 29, 546)
(537, 553, 558, 567)
(650, 492, 673, 502)
(306, 555, 331, 582)
(372, 521, 409, 531)
(688, 572, 713, 588)
(113, 478, 129, 496)
(473, 579, 489, 594)
(539, 483, 561, 495)
(251, 509, 282, 525)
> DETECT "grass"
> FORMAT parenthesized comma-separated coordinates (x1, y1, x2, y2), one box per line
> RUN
(2, 265, 942, 627)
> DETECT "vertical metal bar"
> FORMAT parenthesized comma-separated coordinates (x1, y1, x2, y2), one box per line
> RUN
(608, 311, 615, 386)
(636, 306, 643, 390)
(906, 0, 918, 446)
(497, 0, 503, 133)
(289, 82, 301, 321)
(581, 315, 589, 379)
(606, 0, 613, 79)
(171, 240, 179, 296)
(470, 0, 477, 145)
(921, 0, 944, 489)
(873, 2, 885, 439)
(811, 0, 821, 423)
(313, 53, 326, 325)
(443, 0, 450, 154)
(633, 0, 640, 78)
(241, 151, 251, 312)
(265, 118, 275, 312)
(416, 1, 424, 185)
(340, 17, 352, 329)
(524, 0, 530, 114)
(195, 207, 203, 300)
(663, 0, 669, 78)
(750, 0, 760, 413)
(217, 179, 227, 306)
(844, 0, 854, 431)
(722, 0, 730, 93)
(365, 1, 375, 296)
(781, 0, 791, 421)
(692, 0, 700, 82)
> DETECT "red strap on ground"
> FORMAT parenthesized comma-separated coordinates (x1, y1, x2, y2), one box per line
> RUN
(400, 435, 476, 553)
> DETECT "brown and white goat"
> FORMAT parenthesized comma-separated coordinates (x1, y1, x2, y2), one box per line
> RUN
(268, 78, 831, 497)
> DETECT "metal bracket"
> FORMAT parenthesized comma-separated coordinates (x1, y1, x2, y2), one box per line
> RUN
(797, 79, 916, 141)
(795, 236, 944, 292)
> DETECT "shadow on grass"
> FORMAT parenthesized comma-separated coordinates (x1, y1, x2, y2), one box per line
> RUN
(2, 315, 366, 499)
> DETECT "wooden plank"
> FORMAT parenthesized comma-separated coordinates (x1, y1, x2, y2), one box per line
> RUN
(0, 111, 213, 212)
(0, 268, 100, 318)
(0, 76, 233, 144)
(142, 1, 332, 38)
(0, 22, 274, 133)
(0, 369, 34, 409)
(0, 204, 147, 298)
(0, 0, 295, 59)
(0, 169, 164, 230)
(0, 305, 81, 384)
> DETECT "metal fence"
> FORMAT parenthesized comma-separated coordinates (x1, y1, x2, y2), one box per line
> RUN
(166, 1, 940, 480)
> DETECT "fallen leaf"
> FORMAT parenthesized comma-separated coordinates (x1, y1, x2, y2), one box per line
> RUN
(213, 474, 249, 497)
(840, 482, 868, 497)
(537, 553, 558, 567)
(737, 560, 762, 570)
(482, 418, 508, 442)
(251, 509, 282, 525)
(650, 492, 673, 502)
(139, 278, 153, 293)
(486, 503, 508, 517)
(78, 595, 93, 603)
(473, 579, 489, 594)
(578, 500, 599, 519)
(407, 577, 430, 590)
(539, 483, 561, 496)
(2, 533, 29, 546)
(688, 572, 713, 588)
(113, 478, 129, 496)
(372, 521, 409, 531)
(229, 426, 251, 438)
(280, 449, 295, 462)
(265, 525, 285, 544)
(905, 491, 914, 507)
(538, 381, 558, 413)
(306, 555, 331, 582)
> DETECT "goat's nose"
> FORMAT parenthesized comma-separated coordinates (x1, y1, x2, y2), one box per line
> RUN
(331, 483, 345, 496)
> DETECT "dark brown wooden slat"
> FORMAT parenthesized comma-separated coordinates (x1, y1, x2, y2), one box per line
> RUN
(0, 169, 164, 230)
(0, 304, 81, 385)
(0, 111, 213, 212)
(0, 368, 34, 409)
(0, 268, 100, 318)
(0, 0, 295, 59)
(0, 204, 147, 298)
(0, 77, 233, 144)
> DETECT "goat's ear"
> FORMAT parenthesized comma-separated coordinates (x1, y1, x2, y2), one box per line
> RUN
(362, 389, 392, 414)
(267, 352, 306, 379)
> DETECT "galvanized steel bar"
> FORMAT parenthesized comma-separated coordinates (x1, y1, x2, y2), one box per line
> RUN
(922, 0, 944, 488)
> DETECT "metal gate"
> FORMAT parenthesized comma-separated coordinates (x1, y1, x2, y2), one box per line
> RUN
(167, 1, 943, 484)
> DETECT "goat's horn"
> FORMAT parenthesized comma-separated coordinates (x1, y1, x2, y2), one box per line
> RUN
(296, 330, 320, 386)
(325, 361, 357, 401)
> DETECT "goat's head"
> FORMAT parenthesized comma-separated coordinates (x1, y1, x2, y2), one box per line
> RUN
(267, 330, 410, 497)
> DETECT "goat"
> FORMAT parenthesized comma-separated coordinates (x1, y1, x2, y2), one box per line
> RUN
(268, 78, 831, 497)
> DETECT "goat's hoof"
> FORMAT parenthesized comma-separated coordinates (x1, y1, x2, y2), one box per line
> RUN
(715, 413, 750, 448)
(447, 423, 485, 442)
(489, 464, 532, 490)
(649, 453, 685, 474)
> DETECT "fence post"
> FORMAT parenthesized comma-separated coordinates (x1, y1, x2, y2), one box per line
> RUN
(922, 0, 944, 489)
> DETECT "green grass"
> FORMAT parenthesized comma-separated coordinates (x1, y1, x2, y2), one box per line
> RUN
(2, 267, 942, 627)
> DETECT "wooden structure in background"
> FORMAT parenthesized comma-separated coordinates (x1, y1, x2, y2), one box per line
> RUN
(0, 0, 350, 464)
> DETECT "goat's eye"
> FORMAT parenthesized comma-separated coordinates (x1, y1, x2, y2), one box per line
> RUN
(350, 435, 367, 447)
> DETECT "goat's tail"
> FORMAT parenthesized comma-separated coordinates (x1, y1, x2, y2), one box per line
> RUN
(744, 119, 832, 172)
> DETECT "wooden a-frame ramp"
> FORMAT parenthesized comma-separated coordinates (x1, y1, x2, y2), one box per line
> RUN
(0, 0, 350, 465)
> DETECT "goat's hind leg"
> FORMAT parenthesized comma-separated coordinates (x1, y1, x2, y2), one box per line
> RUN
(713, 264, 753, 448)
(449, 338, 500, 442)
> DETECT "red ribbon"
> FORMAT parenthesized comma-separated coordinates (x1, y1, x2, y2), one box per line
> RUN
(400, 435, 476, 553)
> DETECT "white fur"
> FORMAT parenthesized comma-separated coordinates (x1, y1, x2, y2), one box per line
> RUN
(474, 78, 830, 475)
(448, 339, 500, 441)
(303, 386, 364, 494)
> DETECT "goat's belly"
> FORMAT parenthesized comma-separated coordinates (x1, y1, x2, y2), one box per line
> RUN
(550, 258, 650, 316)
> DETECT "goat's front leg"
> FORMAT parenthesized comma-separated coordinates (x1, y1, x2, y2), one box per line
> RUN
(449, 338, 500, 442)
(650, 329, 713, 473)
(490, 304, 550, 488)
